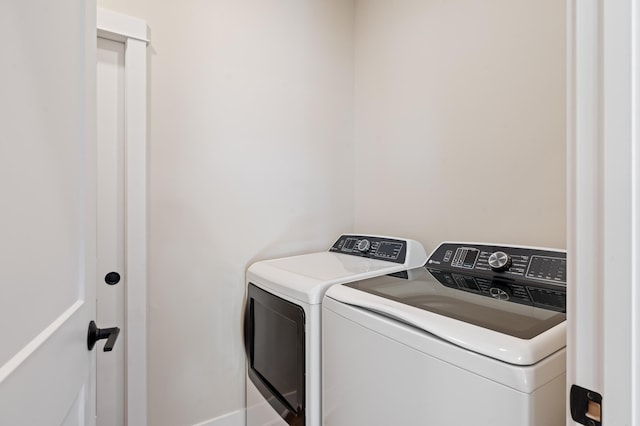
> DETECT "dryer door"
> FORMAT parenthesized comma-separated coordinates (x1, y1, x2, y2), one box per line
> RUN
(245, 283, 305, 426)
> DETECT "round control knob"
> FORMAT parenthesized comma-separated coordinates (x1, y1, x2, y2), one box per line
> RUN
(488, 251, 512, 272)
(357, 239, 371, 252)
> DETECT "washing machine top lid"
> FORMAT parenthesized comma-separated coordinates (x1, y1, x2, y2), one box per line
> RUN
(325, 242, 567, 365)
(247, 234, 427, 305)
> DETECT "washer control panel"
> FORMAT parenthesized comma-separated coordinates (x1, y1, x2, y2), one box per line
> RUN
(426, 242, 566, 286)
(330, 235, 407, 264)
(425, 242, 566, 311)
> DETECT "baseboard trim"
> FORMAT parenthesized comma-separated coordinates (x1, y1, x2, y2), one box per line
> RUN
(192, 409, 245, 426)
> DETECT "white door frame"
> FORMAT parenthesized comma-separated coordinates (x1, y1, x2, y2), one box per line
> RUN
(567, 0, 640, 424)
(97, 8, 148, 426)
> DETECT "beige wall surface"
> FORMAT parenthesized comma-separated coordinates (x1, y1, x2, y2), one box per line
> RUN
(96, 1, 354, 425)
(353, 0, 566, 253)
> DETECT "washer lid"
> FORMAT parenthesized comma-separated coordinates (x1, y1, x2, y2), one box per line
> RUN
(247, 252, 405, 305)
(327, 267, 566, 365)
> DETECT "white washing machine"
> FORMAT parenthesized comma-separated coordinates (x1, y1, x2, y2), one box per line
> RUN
(243, 234, 427, 426)
(323, 242, 567, 426)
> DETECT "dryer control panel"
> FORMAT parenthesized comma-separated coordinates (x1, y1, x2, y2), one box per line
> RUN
(330, 235, 408, 264)
(426, 243, 566, 286)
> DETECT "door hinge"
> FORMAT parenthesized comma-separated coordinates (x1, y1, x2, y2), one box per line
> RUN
(570, 385, 602, 426)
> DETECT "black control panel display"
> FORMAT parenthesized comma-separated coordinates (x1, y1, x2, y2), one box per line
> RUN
(526, 255, 566, 282)
(451, 247, 479, 269)
(427, 243, 566, 286)
(330, 235, 407, 264)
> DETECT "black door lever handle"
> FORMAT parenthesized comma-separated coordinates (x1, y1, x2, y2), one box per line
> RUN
(87, 320, 120, 352)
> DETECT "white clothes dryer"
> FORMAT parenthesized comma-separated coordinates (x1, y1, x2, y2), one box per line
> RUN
(322, 242, 567, 426)
(244, 234, 427, 426)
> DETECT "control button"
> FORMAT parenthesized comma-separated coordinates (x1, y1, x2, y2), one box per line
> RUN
(488, 251, 512, 272)
(357, 239, 371, 252)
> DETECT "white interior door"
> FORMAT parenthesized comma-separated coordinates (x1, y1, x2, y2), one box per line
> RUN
(0, 0, 97, 425)
(96, 37, 126, 426)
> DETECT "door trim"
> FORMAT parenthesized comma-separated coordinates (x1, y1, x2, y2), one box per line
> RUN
(568, 0, 640, 423)
(97, 8, 148, 426)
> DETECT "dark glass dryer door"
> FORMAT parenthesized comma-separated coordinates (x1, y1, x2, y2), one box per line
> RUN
(245, 283, 305, 426)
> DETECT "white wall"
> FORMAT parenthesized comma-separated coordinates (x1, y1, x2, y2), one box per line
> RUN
(96, 1, 355, 425)
(353, 0, 566, 253)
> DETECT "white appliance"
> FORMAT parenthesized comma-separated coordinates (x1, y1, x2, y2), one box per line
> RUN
(322, 242, 567, 426)
(244, 234, 427, 426)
